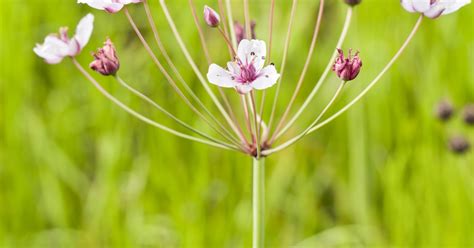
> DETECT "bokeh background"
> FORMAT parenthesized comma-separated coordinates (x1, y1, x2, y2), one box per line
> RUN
(1, 0, 473, 247)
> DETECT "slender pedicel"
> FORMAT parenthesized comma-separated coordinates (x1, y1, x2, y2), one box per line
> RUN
(249, 91, 261, 157)
(243, 0, 251, 39)
(242, 94, 256, 145)
(307, 15, 424, 135)
(266, 0, 298, 135)
(125, 8, 241, 146)
(194, 3, 212, 62)
(192, 2, 244, 143)
(217, 0, 232, 55)
(142, 2, 241, 145)
(269, 0, 325, 144)
(225, 0, 237, 49)
(159, 0, 244, 143)
(72, 58, 239, 151)
(115, 76, 241, 150)
(262, 81, 345, 156)
(257, 0, 276, 143)
(267, 49, 363, 153)
(275, 7, 353, 140)
(217, 27, 237, 56)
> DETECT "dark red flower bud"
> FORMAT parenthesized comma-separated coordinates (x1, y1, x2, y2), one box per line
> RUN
(448, 136, 470, 154)
(333, 49, 362, 82)
(462, 104, 474, 125)
(90, 38, 120, 76)
(344, 0, 361, 6)
(204, 5, 220, 28)
(435, 100, 454, 121)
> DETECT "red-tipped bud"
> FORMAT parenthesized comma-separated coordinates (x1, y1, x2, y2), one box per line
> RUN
(333, 49, 362, 82)
(204, 5, 220, 28)
(90, 38, 120, 76)
(344, 0, 361, 6)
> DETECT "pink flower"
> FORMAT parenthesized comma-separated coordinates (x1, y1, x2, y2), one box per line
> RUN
(33, 14, 94, 64)
(207, 39, 280, 94)
(332, 49, 362, 82)
(77, 0, 143, 13)
(90, 38, 120, 76)
(203, 5, 220, 27)
(401, 0, 470, 19)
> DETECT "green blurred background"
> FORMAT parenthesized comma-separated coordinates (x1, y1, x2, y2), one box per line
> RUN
(1, 0, 473, 247)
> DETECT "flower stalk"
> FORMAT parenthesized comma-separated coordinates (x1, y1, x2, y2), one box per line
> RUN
(269, 0, 325, 144)
(252, 157, 265, 248)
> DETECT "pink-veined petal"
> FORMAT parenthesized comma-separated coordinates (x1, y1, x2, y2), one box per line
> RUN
(412, 0, 431, 12)
(73, 13, 94, 51)
(401, 0, 416, 12)
(251, 65, 280, 90)
(237, 39, 267, 70)
(33, 35, 70, 64)
(207, 64, 238, 88)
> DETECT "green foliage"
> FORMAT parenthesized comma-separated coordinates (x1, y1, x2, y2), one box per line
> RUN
(1, 0, 473, 247)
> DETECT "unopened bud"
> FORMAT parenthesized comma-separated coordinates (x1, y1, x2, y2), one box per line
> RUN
(90, 38, 120, 76)
(204, 5, 220, 28)
(448, 136, 470, 154)
(462, 104, 474, 125)
(344, 0, 361, 6)
(435, 100, 454, 121)
(333, 49, 362, 82)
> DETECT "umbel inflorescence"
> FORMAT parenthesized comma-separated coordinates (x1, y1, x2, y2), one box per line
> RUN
(34, 0, 470, 159)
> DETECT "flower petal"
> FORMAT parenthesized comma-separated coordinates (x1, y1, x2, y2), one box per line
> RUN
(73, 13, 94, 51)
(227, 62, 241, 75)
(424, 5, 446, 18)
(412, 0, 431, 12)
(77, 0, 124, 13)
(235, 84, 253, 94)
(237, 39, 266, 70)
(441, 0, 471, 15)
(120, 0, 143, 3)
(401, 0, 416, 12)
(207, 64, 237, 88)
(33, 36, 70, 64)
(251, 65, 280, 90)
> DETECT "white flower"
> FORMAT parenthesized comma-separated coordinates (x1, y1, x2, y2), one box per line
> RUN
(401, 0, 471, 18)
(77, 0, 143, 13)
(34, 14, 94, 64)
(207, 39, 280, 94)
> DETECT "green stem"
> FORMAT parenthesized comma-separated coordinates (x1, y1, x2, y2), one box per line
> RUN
(252, 157, 265, 248)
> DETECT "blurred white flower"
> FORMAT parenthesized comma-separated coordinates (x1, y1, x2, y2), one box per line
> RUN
(34, 14, 94, 64)
(401, 0, 471, 18)
(77, 0, 142, 13)
(207, 39, 280, 94)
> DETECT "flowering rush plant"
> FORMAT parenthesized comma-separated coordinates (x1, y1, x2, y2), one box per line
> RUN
(34, 0, 470, 246)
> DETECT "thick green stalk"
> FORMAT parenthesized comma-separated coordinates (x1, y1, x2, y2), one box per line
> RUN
(252, 157, 265, 248)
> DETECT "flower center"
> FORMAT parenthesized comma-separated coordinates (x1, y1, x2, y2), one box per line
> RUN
(236, 63, 258, 84)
